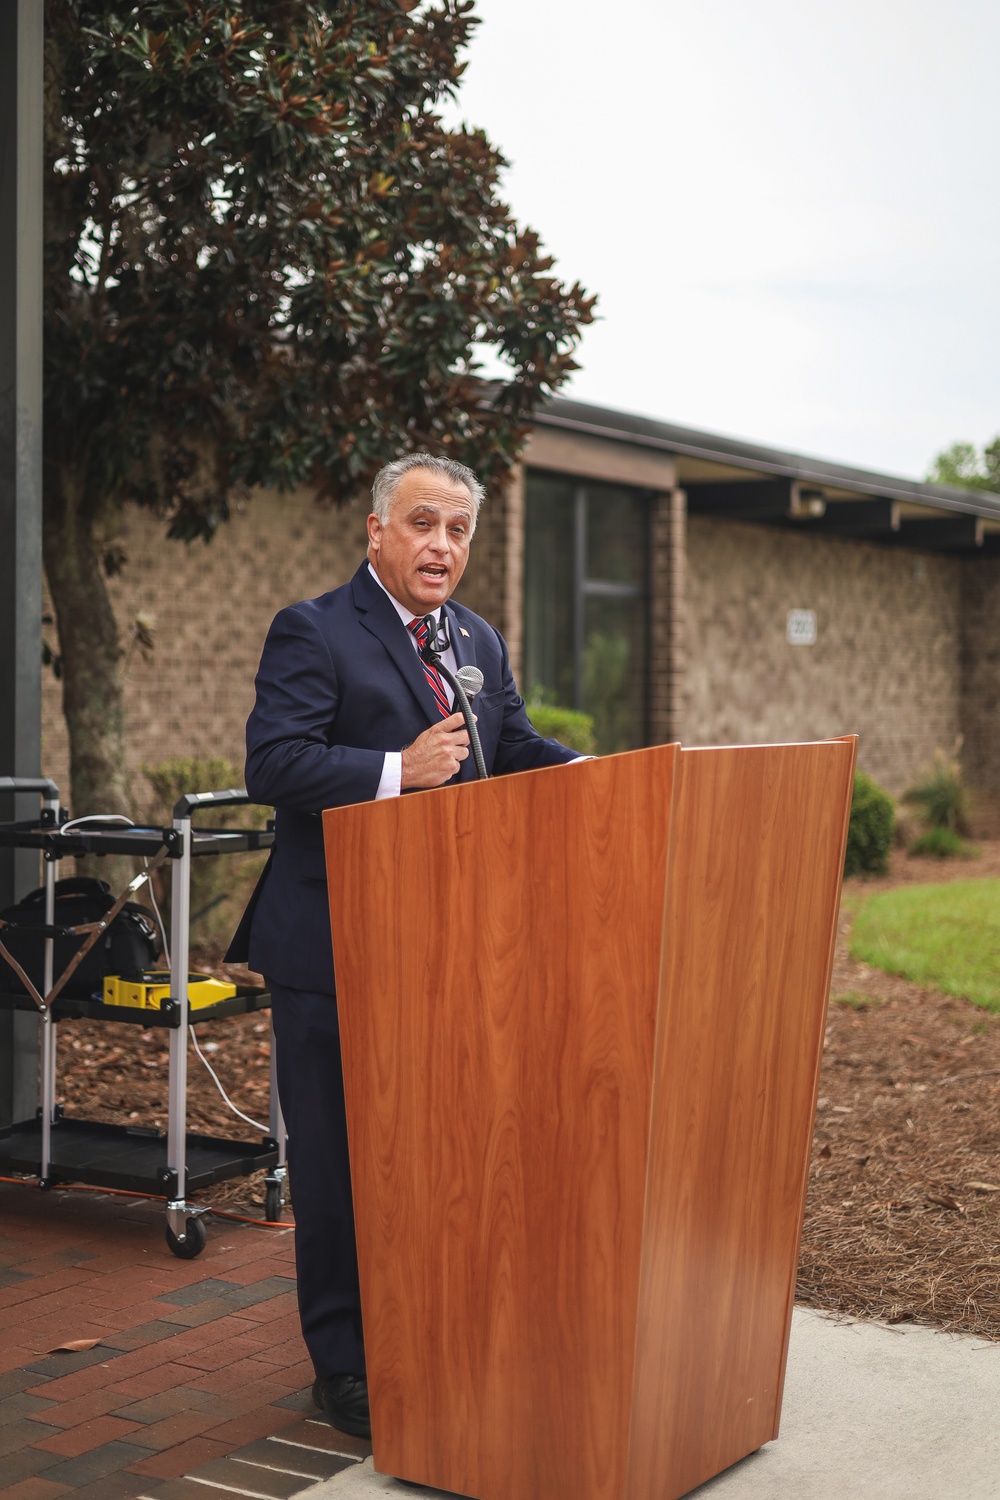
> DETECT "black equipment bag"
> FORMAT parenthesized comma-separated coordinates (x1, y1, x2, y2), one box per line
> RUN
(0, 877, 161, 1000)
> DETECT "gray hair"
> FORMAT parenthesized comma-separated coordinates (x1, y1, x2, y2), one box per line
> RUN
(371, 453, 485, 531)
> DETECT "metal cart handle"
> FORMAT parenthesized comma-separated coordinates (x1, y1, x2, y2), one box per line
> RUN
(172, 788, 253, 820)
(0, 776, 59, 800)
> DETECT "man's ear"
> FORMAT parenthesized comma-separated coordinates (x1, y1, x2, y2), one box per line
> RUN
(366, 512, 381, 554)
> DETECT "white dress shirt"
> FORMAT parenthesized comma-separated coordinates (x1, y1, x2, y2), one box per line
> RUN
(367, 563, 459, 800)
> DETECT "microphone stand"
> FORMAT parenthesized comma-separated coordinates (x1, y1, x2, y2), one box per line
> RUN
(419, 616, 489, 781)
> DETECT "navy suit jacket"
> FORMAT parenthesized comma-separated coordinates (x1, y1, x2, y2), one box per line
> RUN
(226, 561, 579, 992)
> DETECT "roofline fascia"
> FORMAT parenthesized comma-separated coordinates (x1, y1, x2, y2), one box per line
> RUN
(529, 403, 1000, 522)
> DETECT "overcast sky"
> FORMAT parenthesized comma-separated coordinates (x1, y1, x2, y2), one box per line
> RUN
(443, 0, 1000, 479)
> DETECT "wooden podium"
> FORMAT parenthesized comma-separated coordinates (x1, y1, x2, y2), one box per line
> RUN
(323, 738, 856, 1500)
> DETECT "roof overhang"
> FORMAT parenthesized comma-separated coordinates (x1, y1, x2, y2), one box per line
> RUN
(531, 397, 1000, 556)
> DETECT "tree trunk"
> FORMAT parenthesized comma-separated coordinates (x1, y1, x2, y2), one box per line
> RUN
(42, 479, 135, 889)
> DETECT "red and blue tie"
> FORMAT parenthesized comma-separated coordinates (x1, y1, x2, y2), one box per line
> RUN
(408, 617, 451, 719)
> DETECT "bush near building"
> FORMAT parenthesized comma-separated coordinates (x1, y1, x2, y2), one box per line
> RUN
(845, 771, 895, 876)
(525, 703, 596, 754)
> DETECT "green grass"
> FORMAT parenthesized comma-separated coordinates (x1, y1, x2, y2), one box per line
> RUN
(850, 878, 1000, 1012)
(832, 990, 879, 1010)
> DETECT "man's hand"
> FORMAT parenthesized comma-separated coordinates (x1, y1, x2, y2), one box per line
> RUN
(401, 712, 471, 789)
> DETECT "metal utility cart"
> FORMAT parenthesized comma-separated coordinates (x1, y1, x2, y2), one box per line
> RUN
(0, 778, 285, 1257)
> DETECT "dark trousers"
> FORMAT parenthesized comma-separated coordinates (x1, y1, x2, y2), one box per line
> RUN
(267, 980, 365, 1378)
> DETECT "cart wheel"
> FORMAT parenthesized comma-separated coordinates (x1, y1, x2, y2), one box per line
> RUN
(166, 1216, 207, 1259)
(264, 1181, 284, 1223)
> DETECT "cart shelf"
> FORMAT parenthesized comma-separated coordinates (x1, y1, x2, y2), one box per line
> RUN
(0, 1115, 279, 1196)
(0, 986, 272, 1026)
(0, 820, 272, 859)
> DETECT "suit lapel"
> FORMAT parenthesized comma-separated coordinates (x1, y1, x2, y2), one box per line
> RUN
(443, 603, 484, 784)
(445, 603, 478, 672)
(351, 565, 441, 723)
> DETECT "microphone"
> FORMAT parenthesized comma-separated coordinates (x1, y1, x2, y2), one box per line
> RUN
(455, 665, 484, 700)
(417, 621, 488, 780)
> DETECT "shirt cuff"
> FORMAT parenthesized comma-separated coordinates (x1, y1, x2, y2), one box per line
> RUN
(375, 751, 403, 800)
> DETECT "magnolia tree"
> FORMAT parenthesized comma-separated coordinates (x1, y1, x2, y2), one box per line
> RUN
(44, 0, 594, 818)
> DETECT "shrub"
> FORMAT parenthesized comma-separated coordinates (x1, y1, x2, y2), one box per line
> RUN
(525, 701, 596, 754)
(904, 745, 970, 833)
(844, 771, 895, 876)
(143, 757, 249, 818)
(142, 757, 270, 948)
(908, 827, 978, 860)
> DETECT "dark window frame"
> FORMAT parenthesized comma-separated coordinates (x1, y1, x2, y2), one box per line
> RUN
(524, 469, 653, 751)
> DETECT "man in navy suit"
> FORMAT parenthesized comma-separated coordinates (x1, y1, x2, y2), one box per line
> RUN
(227, 453, 580, 1437)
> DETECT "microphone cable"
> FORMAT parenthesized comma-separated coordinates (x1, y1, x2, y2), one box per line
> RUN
(418, 617, 488, 779)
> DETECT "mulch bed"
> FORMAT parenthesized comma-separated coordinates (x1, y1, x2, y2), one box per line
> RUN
(32, 845, 1000, 1337)
(798, 840, 1000, 1339)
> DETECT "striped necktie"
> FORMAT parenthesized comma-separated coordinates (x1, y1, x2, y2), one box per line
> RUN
(408, 617, 451, 719)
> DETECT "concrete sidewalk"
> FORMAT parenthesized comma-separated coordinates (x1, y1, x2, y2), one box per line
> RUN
(301, 1308, 1000, 1500)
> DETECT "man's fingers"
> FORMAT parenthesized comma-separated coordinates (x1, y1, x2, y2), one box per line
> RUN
(420, 712, 473, 739)
(416, 714, 465, 744)
(400, 710, 475, 790)
(433, 718, 468, 745)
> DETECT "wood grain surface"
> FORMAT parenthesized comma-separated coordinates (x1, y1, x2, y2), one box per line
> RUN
(324, 745, 679, 1500)
(324, 737, 855, 1500)
(625, 738, 857, 1500)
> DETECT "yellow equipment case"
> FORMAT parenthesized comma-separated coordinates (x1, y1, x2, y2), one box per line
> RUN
(103, 972, 237, 1011)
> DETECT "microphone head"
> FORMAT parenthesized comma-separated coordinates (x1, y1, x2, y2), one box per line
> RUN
(455, 665, 484, 700)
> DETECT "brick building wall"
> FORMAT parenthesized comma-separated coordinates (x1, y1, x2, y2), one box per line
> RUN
(41, 487, 370, 812)
(39, 468, 999, 815)
(959, 560, 1000, 795)
(683, 517, 963, 793)
(39, 474, 525, 814)
(447, 469, 516, 653)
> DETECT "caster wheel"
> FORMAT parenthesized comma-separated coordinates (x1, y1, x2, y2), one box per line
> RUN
(166, 1216, 207, 1259)
(264, 1181, 284, 1223)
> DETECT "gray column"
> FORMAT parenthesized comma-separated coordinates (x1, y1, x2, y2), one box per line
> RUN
(648, 488, 687, 745)
(0, 0, 44, 1127)
(502, 463, 526, 683)
(959, 558, 1000, 795)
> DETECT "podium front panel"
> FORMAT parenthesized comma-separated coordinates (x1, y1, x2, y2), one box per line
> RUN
(325, 745, 678, 1500)
(626, 738, 856, 1500)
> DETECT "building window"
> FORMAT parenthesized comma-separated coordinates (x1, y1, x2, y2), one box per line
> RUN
(523, 472, 649, 754)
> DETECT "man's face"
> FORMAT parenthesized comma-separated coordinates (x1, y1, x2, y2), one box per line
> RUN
(367, 468, 475, 616)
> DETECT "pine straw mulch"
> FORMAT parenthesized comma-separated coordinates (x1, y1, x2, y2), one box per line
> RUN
(36, 843, 1000, 1336)
(798, 840, 1000, 1339)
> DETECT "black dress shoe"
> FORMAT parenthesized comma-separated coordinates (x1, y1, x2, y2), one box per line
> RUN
(312, 1374, 371, 1438)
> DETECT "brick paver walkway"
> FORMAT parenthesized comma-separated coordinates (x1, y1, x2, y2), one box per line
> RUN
(0, 1181, 372, 1499)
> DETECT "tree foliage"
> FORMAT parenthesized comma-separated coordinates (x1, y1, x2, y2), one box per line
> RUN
(43, 0, 595, 819)
(926, 439, 1000, 494)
